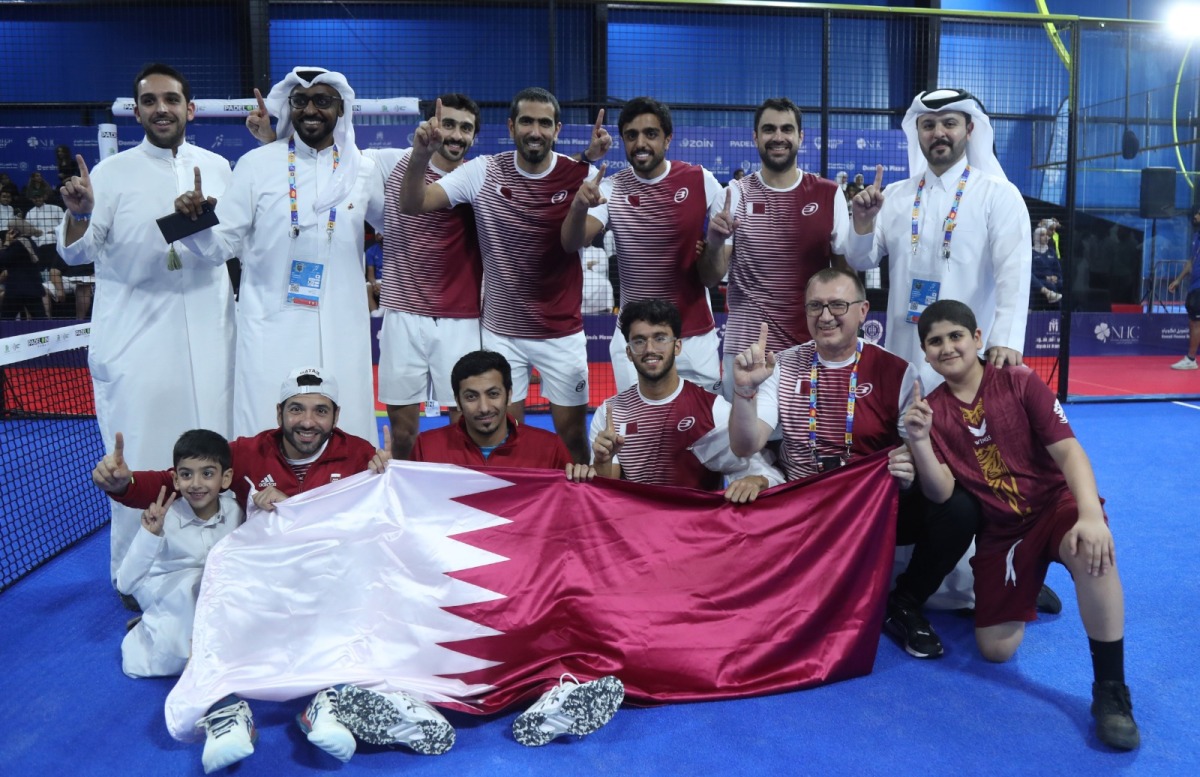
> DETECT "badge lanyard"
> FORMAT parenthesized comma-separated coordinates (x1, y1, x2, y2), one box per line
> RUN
(911, 165, 970, 261)
(288, 138, 339, 240)
(807, 339, 862, 472)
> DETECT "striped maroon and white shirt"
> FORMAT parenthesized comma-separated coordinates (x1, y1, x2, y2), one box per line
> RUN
(593, 162, 724, 338)
(439, 151, 593, 338)
(724, 172, 848, 355)
(592, 380, 726, 491)
(373, 148, 482, 319)
(758, 340, 914, 481)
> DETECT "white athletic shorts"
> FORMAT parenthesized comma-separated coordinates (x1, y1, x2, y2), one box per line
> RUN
(377, 309, 482, 407)
(610, 325, 722, 394)
(483, 329, 589, 407)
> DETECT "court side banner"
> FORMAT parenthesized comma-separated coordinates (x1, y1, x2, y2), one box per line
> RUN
(166, 455, 897, 740)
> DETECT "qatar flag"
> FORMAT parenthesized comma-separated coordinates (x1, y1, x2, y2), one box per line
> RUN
(166, 454, 897, 741)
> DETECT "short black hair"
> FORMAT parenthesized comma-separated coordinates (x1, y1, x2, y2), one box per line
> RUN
(451, 350, 513, 397)
(619, 298, 682, 340)
(754, 98, 803, 133)
(509, 87, 560, 124)
(433, 93, 481, 136)
(917, 299, 978, 345)
(806, 267, 866, 301)
(618, 97, 673, 138)
(173, 429, 232, 471)
(133, 63, 192, 103)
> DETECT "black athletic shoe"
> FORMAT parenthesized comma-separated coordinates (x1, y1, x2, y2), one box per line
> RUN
(884, 598, 944, 659)
(120, 592, 142, 612)
(1036, 584, 1062, 615)
(1091, 681, 1140, 750)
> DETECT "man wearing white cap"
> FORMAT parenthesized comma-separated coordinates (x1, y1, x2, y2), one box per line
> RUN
(95, 366, 390, 515)
(846, 88, 1032, 392)
(57, 63, 236, 585)
(175, 67, 384, 444)
(843, 89, 1035, 658)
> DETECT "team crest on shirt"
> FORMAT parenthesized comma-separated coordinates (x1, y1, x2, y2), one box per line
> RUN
(677, 416, 696, 431)
(801, 203, 818, 216)
(551, 190, 568, 204)
(627, 194, 640, 207)
(674, 188, 689, 203)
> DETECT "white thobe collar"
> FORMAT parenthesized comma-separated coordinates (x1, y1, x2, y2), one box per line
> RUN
(138, 137, 191, 161)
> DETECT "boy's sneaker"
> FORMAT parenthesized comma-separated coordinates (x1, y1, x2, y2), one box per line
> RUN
(197, 699, 257, 774)
(1170, 356, 1198, 370)
(1092, 681, 1140, 750)
(884, 597, 944, 659)
(1036, 584, 1063, 615)
(297, 687, 356, 763)
(334, 685, 454, 755)
(512, 674, 624, 747)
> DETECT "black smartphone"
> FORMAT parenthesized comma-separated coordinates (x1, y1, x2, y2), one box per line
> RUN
(156, 205, 219, 243)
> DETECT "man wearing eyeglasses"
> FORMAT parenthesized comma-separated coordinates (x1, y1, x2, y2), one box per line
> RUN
(728, 268, 979, 659)
(57, 63, 236, 585)
(583, 298, 783, 503)
(174, 67, 384, 444)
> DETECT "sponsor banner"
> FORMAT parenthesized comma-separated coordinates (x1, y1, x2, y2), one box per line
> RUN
(1024, 311, 1063, 357)
(0, 320, 91, 367)
(109, 97, 420, 119)
(2, 125, 908, 183)
(1070, 312, 1190, 356)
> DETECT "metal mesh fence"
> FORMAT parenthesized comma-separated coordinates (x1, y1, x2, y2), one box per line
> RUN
(0, 0, 1196, 449)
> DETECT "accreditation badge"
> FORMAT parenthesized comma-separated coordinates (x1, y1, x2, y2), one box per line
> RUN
(906, 278, 941, 324)
(286, 259, 326, 309)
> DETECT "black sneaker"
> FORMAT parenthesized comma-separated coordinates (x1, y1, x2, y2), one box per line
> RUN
(1091, 681, 1140, 750)
(1036, 584, 1062, 615)
(884, 598, 944, 659)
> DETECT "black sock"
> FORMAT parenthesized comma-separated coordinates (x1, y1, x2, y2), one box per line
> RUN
(1089, 637, 1125, 684)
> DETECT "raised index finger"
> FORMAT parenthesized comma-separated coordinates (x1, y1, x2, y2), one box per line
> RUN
(254, 87, 267, 114)
(75, 154, 90, 181)
(911, 380, 923, 403)
(593, 108, 605, 134)
(434, 97, 443, 125)
(756, 321, 769, 350)
(872, 164, 884, 190)
(382, 424, 392, 451)
(113, 431, 125, 463)
(193, 166, 203, 194)
(154, 485, 168, 508)
(605, 400, 616, 433)
(592, 162, 607, 184)
(723, 187, 732, 214)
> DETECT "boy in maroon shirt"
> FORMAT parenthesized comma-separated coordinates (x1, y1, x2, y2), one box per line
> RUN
(904, 299, 1138, 751)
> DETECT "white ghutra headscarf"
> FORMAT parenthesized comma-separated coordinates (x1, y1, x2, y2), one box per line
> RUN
(265, 66, 361, 214)
(900, 88, 1005, 181)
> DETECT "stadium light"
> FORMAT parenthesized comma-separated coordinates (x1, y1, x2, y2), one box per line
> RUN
(1165, 2, 1200, 37)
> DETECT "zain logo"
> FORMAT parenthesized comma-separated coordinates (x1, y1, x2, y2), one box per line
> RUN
(674, 188, 689, 203)
(551, 190, 568, 204)
(677, 416, 695, 431)
(1094, 322, 1111, 342)
(801, 203, 818, 216)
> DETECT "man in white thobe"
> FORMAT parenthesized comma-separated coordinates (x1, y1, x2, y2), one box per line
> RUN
(178, 66, 383, 443)
(58, 63, 235, 583)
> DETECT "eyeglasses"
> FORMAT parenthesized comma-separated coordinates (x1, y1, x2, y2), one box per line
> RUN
(628, 334, 677, 354)
(804, 299, 865, 316)
(288, 94, 341, 110)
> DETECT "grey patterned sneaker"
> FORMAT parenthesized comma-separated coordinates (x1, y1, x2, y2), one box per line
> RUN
(512, 674, 624, 747)
(334, 684, 455, 755)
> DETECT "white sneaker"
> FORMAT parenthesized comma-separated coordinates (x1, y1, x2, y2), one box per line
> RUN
(197, 699, 256, 774)
(1170, 356, 1198, 370)
(512, 674, 624, 747)
(334, 685, 455, 755)
(297, 687, 356, 763)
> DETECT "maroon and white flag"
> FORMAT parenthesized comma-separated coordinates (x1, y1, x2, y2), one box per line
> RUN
(166, 455, 897, 740)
